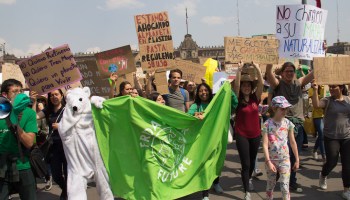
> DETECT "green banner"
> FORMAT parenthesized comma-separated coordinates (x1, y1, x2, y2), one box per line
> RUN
(92, 82, 232, 200)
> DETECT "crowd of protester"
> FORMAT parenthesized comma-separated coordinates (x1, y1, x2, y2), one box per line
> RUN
(1, 60, 350, 200)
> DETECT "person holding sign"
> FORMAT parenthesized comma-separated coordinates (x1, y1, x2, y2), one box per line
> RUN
(311, 83, 350, 200)
(266, 62, 314, 193)
(233, 62, 263, 200)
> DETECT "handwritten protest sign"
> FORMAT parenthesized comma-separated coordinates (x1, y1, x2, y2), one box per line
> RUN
(76, 60, 110, 97)
(174, 59, 206, 83)
(313, 57, 350, 85)
(276, 4, 328, 60)
(135, 11, 175, 71)
(224, 37, 279, 64)
(95, 45, 136, 78)
(61, 81, 82, 94)
(2, 63, 26, 86)
(18, 44, 82, 95)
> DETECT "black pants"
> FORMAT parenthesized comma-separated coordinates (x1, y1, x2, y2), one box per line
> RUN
(321, 136, 350, 188)
(202, 177, 220, 197)
(236, 133, 261, 192)
(0, 169, 36, 200)
(51, 141, 68, 195)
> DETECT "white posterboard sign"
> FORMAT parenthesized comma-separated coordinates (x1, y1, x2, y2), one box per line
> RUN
(276, 4, 328, 60)
(213, 72, 228, 94)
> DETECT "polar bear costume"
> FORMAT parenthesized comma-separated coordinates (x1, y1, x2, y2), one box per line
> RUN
(58, 87, 113, 200)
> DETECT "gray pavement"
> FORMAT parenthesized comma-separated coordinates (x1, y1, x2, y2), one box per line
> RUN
(11, 136, 344, 200)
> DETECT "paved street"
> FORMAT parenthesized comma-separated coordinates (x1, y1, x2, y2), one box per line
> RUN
(11, 137, 344, 200)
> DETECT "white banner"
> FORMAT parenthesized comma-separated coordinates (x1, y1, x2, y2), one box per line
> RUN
(276, 4, 328, 60)
(213, 72, 228, 94)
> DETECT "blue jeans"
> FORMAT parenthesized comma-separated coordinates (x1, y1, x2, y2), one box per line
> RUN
(289, 123, 304, 186)
(313, 118, 325, 157)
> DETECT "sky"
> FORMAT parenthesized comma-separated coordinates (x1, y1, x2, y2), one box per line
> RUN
(0, 0, 349, 57)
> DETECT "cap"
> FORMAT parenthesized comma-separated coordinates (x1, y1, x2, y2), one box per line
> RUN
(271, 96, 292, 108)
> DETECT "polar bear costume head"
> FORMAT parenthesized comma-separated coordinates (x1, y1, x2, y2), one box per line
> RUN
(59, 87, 105, 134)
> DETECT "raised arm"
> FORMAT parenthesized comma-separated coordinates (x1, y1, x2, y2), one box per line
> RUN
(299, 70, 314, 87)
(252, 62, 264, 101)
(109, 73, 118, 98)
(233, 61, 243, 98)
(146, 70, 156, 97)
(311, 81, 326, 109)
(133, 72, 143, 91)
(266, 64, 279, 88)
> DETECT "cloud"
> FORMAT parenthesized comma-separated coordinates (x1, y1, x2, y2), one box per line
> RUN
(201, 16, 235, 25)
(86, 47, 101, 53)
(173, 0, 200, 17)
(98, 0, 144, 10)
(0, 0, 16, 5)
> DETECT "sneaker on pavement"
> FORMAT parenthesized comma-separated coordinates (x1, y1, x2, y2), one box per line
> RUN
(289, 183, 303, 193)
(252, 169, 263, 178)
(249, 179, 254, 191)
(342, 190, 350, 200)
(319, 172, 327, 190)
(45, 176, 53, 191)
(202, 197, 210, 200)
(213, 183, 224, 194)
(244, 192, 251, 200)
(313, 151, 318, 160)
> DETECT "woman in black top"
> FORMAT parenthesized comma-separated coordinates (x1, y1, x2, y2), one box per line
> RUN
(32, 89, 67, 200)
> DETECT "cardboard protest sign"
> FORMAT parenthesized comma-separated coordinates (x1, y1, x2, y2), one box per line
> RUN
(135, 11, 175, 71)
(76, 60, 111, 97)
(2, 63, 26, 86)
(18, 44, 82, 95)
(174, 59, 206, 83)
(154, 71, 169, 95)
(95, 45, 136, 78)
(225, 63, 238, 81)
(313, 57, 350, 85)
(213, 72, 228, 94)
(61, 81, 82, 94)
(276, 4, 328, 60)
(224, 37, 279, 64)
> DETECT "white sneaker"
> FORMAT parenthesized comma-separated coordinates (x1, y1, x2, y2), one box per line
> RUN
(249, 179, 254, 191)
(45, 176, 53, 191)
(252, 169, 263, 178)
(319, 172, 327, 190)
(202, 197, 210, 200)
(342, 190, 350, 200)
(313, 151, 318, 160)
(244, 192, 251, 200)
(213, 183, 224, 194)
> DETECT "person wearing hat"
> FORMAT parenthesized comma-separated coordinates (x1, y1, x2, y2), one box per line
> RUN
(266, 62, 314, 193)
(233, 61, 264, 200)
(262, 96, 299, 200)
